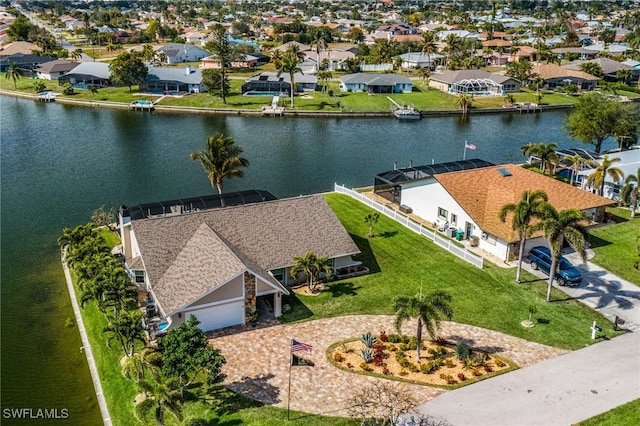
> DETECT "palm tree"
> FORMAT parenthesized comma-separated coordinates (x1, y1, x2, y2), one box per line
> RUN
(521, 142, 559, 175)
(190, 133, 249, 202)
(364, 212, 380, 238)
(289, 252, 332, 294)
(316, 70, 333, 95)
(393, 290, 454, 361)
(621, 167, 639, 217)
(5, 62, 21, 89)
(122, 348, 162, 382)
(586, 155, 624, 196)
(277, 48, 303, 108)
(457, 93, 473, 115)
(499, 190, 551, 283)
(103, 309, 146, 357)
(70, 49, 83, 61)
(563, 154, 595, 186)
(616, 68, 633, 85)
(311, 35, 327, 72)
(419, 31, 439, 70)
(135, 376, 184, 426)
(531, 207, 588, 302)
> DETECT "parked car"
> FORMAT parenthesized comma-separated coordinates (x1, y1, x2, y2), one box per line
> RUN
(526, 246, 582, 286)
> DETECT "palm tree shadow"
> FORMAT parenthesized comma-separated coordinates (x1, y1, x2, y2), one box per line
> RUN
(573, 269, 640, 312)
(587, 234, 612, 249)
(226, 373, 281, 406)
(350, 233, 381, 274)
(325, 281, 360, 297)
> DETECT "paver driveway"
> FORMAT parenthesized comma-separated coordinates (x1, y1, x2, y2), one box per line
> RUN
(209, 315, 566, 418)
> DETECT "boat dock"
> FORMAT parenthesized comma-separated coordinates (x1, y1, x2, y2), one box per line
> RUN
(262, 95, 284, 116)
(37, 91, 59, 102)
(130, 100, 155, 111)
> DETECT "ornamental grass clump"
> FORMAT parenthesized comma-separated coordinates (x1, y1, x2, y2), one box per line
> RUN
(360, 332, 377, 348)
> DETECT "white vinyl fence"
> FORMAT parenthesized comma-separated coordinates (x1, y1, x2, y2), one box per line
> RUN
(334, 184, 484, 269)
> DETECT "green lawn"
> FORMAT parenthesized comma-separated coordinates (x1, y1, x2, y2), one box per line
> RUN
(279, 194, 621, 350)
(588, 207, 640, 286)
(576, 398, 640, 426)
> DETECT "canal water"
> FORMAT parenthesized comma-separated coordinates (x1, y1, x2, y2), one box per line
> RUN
(0, 97, 619, 424)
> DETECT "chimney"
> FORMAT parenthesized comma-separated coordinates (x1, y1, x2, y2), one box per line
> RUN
(393, 161, 397, 170)
(185, 65, 191, 75)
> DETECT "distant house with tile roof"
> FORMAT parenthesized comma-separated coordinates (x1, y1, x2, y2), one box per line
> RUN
(531, 63, 599, 90)
(118, 194, 361, 332)
(429, 69, 521, 95)
(375, 162, 613, 262)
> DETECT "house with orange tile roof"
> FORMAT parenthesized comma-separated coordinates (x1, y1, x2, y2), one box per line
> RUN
(376, 162, 613, 262)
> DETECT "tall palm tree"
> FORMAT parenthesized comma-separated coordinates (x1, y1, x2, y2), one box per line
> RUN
(616, 68, 633, 85)
(563, 154, 595, 186)
(289, 251, 332, 294)
(586, 155, 624, 196)
(316, 70, 333, 95)
(190, 133, 249, 202)
(393, 290, 454, 361)
(122, 348, 162, 382)
(521, 142, 559, 175)
(135, 376, 184, 426)
(499, 190, 550, 283)
(70, 49, 83, 61)
(311, 35, 328, 72)
(457, 93, 473, 115)
(277, 48, 303, 108)
(103, 309, 146, 357)
(621, 167, 639, 217)
(5, 62, 21, 89)
(531, 207, 589, 302)
(420, 31, 439, 70)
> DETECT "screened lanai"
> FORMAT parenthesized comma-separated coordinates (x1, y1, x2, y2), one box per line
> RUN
(450, 78, 504, 96)
(374, 159, 494, 203)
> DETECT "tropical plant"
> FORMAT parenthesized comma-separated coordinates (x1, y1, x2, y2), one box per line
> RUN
(316, 70, 332, 94)
(521, 142, 559, 175)
(360, 348, 373, 363)
(457, 93, 473, 115)
(420, 31, 439, 70)
(189, 133, 249, 201)
(579, 62, 604, 78)
(103, 309, 146, 357)
(616, 68, 633, 85)
(454, 343, 470, 361)
(364, 212, 380, 238)
(393, 290, 453, 361)
(311, 34, 327, 72)
(289, 251, 332, 293)
(528, 305, 538, 322)
(276, 47, 303, 108)
(586, 155, 624, 196)
(499, 190, 551, 283)
(360, 332, 377, 348)
(33, 80, 47, 93)
(530, 207, 589, 302)
(135, 375, 184, 426)
(621, 167, 639, 217)
(563, 154, 595, 186)
(122, 348, 162, 382)
(204, 25, 240, 104)
(5, 62, 21, 89)
(108, 51, 148, 91)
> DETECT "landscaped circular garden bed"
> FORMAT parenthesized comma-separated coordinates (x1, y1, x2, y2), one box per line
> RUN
(328, 331, 516, 389)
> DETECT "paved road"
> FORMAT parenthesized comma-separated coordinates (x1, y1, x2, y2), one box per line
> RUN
(410, 250, 640, 426)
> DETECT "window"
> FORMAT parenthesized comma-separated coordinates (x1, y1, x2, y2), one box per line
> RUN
(134, 270, 145, 283)
(438, 207, 448, 219)
(271, 268, 285, 283)
(450, 213, 457, 226)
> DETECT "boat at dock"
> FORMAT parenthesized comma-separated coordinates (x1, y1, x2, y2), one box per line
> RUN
(387, 96, 421, 120)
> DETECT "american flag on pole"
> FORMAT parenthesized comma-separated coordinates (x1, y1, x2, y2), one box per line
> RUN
(465, 142, 476, 150)
(291, 339, 313, 353)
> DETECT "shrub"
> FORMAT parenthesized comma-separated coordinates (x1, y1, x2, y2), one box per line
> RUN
(360, 362, 373, 372)
(428, 346, 448, 360)
(382, 366, 391, 375)
(444, 359, 455, 368)
(388, 334, 402, 343)
(434, 336, 450, 346)
(464, 358, 475, 370)
(472, 352, 487, 367)
(401, 335, 411, 344)
(483, 364, 494, 373)
(457, 373, 467, 381)
(360, 332, 378, 348)
(398, 358, 411, 368)
(333, 352, 344, 363)
(439, 373, 456, 384)
(62, 83, 75, 95)
(373, 356, 385, 367)
(495, 359, 506, 368)
(408, 336, 418, 350)
(407, 363, 419, 373)
(360, 348, 373, 363)
(379, 330, 389, 342)
(346, 362, 353, 369)
(33, 81, 47, 92)
(472, 368, 482, 377)
(454, 343, 470, 360)
(399, 369, 408, 376)
(341, 342, 353, 354)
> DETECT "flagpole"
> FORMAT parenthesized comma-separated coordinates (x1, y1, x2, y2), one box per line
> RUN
(463, 140, 467, 161)
(287, 338, 292, 421)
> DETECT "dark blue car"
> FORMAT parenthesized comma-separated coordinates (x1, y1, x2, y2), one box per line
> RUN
(526, 246, 582, 286)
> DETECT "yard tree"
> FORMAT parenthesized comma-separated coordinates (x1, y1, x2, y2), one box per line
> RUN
(563, 153, 595, 186)
(204, 24, 240, 104)
(108, 51, 148, 91)
(420, 31, 439, 70)
(161, 316, 226, 395)
(621, 168, 639, 217)
(103, 309, 146, 357)
(530, 207, 589, 302)
(457, 93, 473, 115)
(564, 92, 640, 153)
(189, 132, 249, 204)
(499, 190, 550, 283)
(393, 290, 453, 361)
(122, 347, 162, 382)
(201, 69, 230, 100)
(290, 251, 332, 294)
(5, 62, 21, 89)
(586, 155, 624, 196)
(579, 62, 604, 78)
(521, 142, 559, 175)
(276, 47, 304, 107)
(135, 375, 184, 426)
(364, 212, 380, 238)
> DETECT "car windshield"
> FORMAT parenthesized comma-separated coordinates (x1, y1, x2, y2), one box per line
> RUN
(559, 259, 574, 270)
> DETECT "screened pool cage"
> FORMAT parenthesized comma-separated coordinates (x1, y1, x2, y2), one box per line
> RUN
(373, 159, 494, 203)
(450, 78, 504, 96)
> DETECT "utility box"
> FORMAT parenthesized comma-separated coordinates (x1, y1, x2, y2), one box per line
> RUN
(399, 204, 412, 214)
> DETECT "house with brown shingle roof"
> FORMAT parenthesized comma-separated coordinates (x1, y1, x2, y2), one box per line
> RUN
(531, 63, 599, 90)
(390, 163, 614, 262)
(118, 194, 361, 332)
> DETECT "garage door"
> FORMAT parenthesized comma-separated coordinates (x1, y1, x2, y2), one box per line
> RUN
(185, 301, 244, 331)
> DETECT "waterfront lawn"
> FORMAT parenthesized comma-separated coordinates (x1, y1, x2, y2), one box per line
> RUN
(577, 398, 640, 426)
(588, 207, 640, 286)
(279, 193, 621, 350)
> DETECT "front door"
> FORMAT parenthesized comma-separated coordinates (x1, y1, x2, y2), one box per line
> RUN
(465, 222, 473, 239)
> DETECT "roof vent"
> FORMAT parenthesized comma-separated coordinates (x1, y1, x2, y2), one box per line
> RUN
(498, 167, 512, 177)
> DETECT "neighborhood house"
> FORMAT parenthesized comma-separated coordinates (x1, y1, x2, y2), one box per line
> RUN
(118, 193, 361, 332)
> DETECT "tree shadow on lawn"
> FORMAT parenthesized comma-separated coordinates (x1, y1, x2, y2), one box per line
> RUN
(588, 234, 613, 249)
(199, 384, 264, 419)
(281, 293, 315, 322)
(325, 281, 360, 297)
(226, 373, 281, 405)
(350, 233, 381, 274)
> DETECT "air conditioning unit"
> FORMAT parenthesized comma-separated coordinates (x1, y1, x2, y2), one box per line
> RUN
(481, 232, 489, 240)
